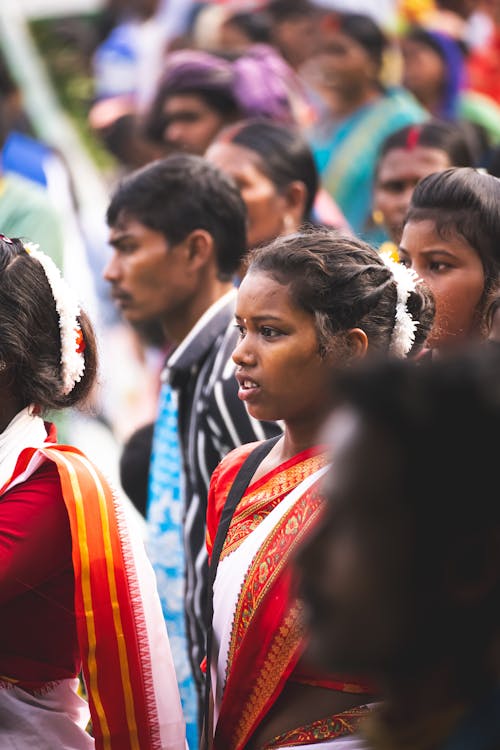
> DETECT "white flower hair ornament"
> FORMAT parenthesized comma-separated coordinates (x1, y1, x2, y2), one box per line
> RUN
(380, 250, 420, 358)
(24, 242, 85, 395)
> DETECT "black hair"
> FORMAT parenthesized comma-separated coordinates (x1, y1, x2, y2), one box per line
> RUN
(222, 11, 272, 44)
(338, 12, 388, 68)
(485, 142, 500, 177)
(377, 119, 476, 174)
(485, 289, 500, 337)
(106, 153, 247, 280)
(246, 226, 434, 358)
(405, 167, 500, 324)
(218, 118, 319, 219)
(119, 421, 154, 518)
(333, 344, 500, 628)
(0, 237, 98, 412)
(267, 0, 317, 22)
(404, 24, 468, 59)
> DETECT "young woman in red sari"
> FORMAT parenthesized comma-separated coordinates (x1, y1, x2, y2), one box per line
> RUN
(204, 226, 435, 750)
(0, 235, 186, 749)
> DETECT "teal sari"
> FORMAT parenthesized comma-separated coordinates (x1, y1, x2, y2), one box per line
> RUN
(308, 87, 426, 241)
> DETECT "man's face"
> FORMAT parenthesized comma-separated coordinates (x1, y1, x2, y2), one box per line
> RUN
(296, 408, 421, 679)
(104, 213, 196, 332)
(161, 94, 229, 155)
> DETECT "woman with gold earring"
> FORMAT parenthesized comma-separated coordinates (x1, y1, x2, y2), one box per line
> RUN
(370, 118, 476, 254)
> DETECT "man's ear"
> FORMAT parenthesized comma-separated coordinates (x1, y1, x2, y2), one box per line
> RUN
(185, 229, 214, 270)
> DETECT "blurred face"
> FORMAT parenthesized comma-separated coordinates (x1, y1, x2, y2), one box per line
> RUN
(273, 15, 320, 69)
(399, 219, 485, 349)
(374, 146, 452, 244)
(206, 141, 292, 249)
(162, 94, 228, 155)
(232, 270, 334, 428)
(297, 408, 419, 676)
(316, 31, 377, 103)
(401, 38, 445, 108)
(104, 213, 196, 336)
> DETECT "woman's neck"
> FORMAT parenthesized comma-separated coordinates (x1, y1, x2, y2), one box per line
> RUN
(0, 399, 26, 434)
(280, 420, 329, 464)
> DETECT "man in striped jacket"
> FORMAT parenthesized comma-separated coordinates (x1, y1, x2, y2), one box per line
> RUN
(104, 153, 281, 749)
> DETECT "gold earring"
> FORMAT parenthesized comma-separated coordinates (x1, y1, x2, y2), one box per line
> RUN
(372, 209, 385, 226)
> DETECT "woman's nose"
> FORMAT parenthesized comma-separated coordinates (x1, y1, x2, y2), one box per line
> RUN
(232, 333, 256, 366)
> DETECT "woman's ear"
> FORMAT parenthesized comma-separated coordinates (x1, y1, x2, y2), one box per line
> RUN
(321, 328, 368, 366)
(346, 327, 369, 360)
(284, 181, 308, 228)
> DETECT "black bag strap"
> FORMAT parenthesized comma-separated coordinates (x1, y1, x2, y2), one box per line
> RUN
(203, 434, 281, 746)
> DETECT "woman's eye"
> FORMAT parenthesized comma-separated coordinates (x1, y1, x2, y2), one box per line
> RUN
(429, 261, 450, 272)
(261, 326, 280, 338)
(235, 323, 246, 337)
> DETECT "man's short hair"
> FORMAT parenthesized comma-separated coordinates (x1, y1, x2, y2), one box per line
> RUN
(106, 153, 247, 280)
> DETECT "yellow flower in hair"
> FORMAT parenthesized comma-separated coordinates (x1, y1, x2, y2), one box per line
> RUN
(398, 0, 435, 24)
(23, 241, 38, 255)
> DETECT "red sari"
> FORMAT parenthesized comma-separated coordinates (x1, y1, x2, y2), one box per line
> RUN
(0, 414, 185, 750)
(206, 443, 371, 750)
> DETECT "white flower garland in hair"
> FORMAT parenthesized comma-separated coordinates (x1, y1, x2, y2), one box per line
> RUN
(24, 242, 85, 395)
(380, 250, 420, 358)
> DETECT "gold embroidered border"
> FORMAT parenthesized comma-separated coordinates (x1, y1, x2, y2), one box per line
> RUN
(232, 607, 304, 749)
(221, 454, 326, 562)
(263, 706, 371, 748)
(228, 485, 323, 665)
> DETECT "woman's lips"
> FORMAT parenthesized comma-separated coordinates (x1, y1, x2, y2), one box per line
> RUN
(236, 374, 261, 401)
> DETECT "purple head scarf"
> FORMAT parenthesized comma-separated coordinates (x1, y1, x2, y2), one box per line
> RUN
(149, 44, 311, 130)
(156, 48, 236, 97)
(233, 44, 311, 124)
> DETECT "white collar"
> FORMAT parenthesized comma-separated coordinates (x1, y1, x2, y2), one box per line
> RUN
(0, 406, 48, 491)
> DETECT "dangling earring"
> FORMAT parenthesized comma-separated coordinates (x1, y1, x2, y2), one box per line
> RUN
(283, 214, 294, 233)
(372, 209, 385, 226)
